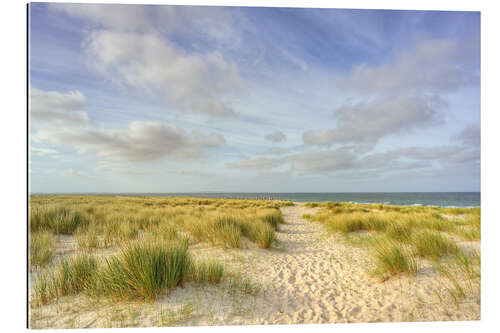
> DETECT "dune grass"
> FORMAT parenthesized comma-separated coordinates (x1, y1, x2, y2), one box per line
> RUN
(31, 236, 229, 307)
(31, 254, 98, 307)
(413, 230, 460, 260)
(372, 240, 418, 280)
(29, 195, 286, 251)
(30, 206, 89, 235)
(75, 225, 100, 250)
(29, 231, 56, 269)
(303, 201, 480, 281)
(97, 239, 191, 301)
(188, 258, 225, 284)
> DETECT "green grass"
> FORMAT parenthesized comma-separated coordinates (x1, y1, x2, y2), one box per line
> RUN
(30, 206, 89, 234)
(213, 216, 242, 248)
(31, 239, 229, 308)
(434, 250, 481, 306)
(413, 230, 460, 260)
(188, 258, 225, 284)
(386, 222, 412, 242)
(29, 195, 286, 251)
(226, 273, 262, 296)
(260, 209, 284, 230)
(29, 231, 56, 269)
(31, 254, 98, 307)
(97, 239, 191, 301)
(248, 221, 276, 248)
(373, 241, 418, 280)
(75, 225, 100, 250)
(303, 203, 480, 279)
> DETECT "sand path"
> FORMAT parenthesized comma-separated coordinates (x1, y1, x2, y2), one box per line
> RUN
(252, 204, 383, 324)
(238, 204, 477, 324)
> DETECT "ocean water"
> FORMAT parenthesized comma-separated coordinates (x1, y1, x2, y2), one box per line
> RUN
(87, 192, 480, 208)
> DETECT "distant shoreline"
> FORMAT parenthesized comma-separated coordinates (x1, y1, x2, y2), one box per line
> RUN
(28, 192, 481, 208)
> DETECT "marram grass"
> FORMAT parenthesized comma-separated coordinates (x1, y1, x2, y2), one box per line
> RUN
(372, 240, 418, 280)
(97, 239, 191, 301)
(303, 201, 480, 280)
(29, 231, 56, 269)
(31, 238, 228, 307)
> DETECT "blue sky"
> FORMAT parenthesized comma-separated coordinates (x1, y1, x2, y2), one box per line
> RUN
(29, 3, 480, 193)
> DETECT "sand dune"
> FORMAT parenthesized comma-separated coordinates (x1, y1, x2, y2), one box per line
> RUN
(29, 203, 480, 328)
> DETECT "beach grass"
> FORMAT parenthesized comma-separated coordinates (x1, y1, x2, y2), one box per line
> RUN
(303, 201, 480, 280)
(29, 231, 56, 269)
(29, 195, 479, 327)
(97, 239, 191, 301)
(30, 206, 89, 234)
(372, 240, 418, 280)
(413, 230, 460, 260)
(31, 254, 98, 307)
(188, 258, 225, 284)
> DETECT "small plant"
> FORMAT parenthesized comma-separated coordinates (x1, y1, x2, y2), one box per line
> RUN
(29, 231, 56, 269)
(226, 273, 261, 296)
(387, 222, 412, 242)
(97, 239, 190, 301)
(413, 230, 459, 260)
(31, 254, 98, 307)
(189, 258, 225, 284)
(373, 241, 418, 280)
(214, 216, 242, 248)
(248, 222, 276, 249)
(30, 206, 90, 234)
(260, 210, 284, 230)
(75, 225, 100, 250)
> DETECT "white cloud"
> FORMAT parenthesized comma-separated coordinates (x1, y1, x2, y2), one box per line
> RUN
(49, 3, 238, 44)
(262, 147, 292, 155)
(227, 144, 479, 175)
(32, 88, 225, 163)
(456, 124, 480, 147)
(337, 38, 478, 94)
(303, 95, 445, 146)
(37, 121, 225, 163)
(84, 30, 242, 116)
(301, 38, 478, 153)
(226, 156, 285, 170)
(49, 3, 154, 32)
(264, 130, 287, 143)
(29, 87, 89, 126)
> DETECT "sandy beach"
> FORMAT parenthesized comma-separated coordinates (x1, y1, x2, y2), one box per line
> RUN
(29, 202, 480, 328)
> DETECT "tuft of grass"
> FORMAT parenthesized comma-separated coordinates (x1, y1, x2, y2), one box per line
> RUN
(152, 223, 179, 242)
(188, 258, 225, 284)
(30, 206, 89, 235)
(413, 230, 459, 260)
(456, 214, 480, 241)
(29, 231, 56, 269)
(103, 220, 139, 246)
(372, 241, 418, 280)
(387, 222, 412, 242)
(97, 239, 190, 301)
(31, 254, 98, 307)
(75, 225, 100, 250)
(226, 273, 261, 296)
(213, 216, 242, 248)
(260, 210, 284, 230)
(248, 222, 276, 249)
(434, 250, 481, 307)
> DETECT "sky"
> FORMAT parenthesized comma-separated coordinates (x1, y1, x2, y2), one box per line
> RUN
(28, 3, 480, 193)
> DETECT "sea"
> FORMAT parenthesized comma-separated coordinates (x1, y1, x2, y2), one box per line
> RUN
(55, 192, 480, 208)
